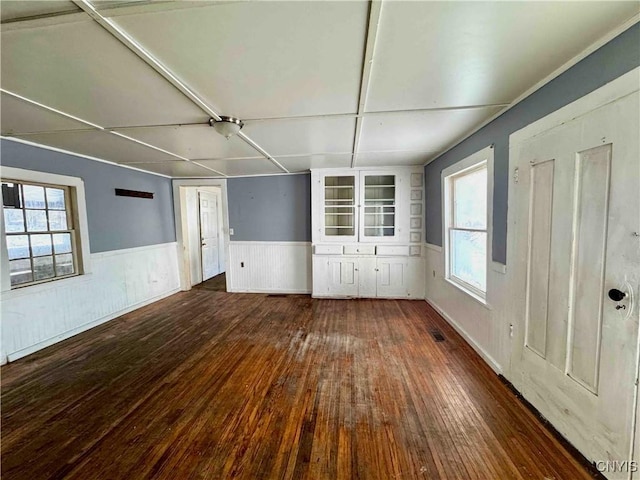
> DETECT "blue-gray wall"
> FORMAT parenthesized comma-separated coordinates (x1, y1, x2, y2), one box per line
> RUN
(425, 23, 640, 264)
(227, 174, 311, 242)
(0, 139, 175, 252)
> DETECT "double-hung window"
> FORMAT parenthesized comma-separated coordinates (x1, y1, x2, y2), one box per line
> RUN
(443, 146, 492, 302)
(1, 166, 89, 291)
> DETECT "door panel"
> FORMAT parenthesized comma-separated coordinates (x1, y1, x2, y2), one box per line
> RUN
(358, 257, 377, 298)
(199, 191, 220, 281)
(327, 257, 358, 297)
(376, 257, 408, 297)
(569, 144, 612, 392)
(525, 159, 555, 358)
(509, 89, 639, 473)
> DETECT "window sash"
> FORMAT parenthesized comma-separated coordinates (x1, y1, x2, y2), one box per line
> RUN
(2, 180, 79, 289)
(446, 162, 488, 297)
(450, 163, 487, 230)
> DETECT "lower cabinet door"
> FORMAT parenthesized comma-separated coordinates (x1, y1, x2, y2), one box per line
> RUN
(327, 257, 359, 297)
(358, 257, 377, 298)
(376, 257, 409, 298)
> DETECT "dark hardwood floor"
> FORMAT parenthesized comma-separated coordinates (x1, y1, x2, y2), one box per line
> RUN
(194, 272, 227, 292)
(1, 290, 594, 479)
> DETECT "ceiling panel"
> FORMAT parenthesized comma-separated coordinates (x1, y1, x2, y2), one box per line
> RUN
(276, 154, 353, 173)
(355, 151, 433, 167)
(194, 158, 282, 177)
(112, 124, 259, 160)
(358, 107, 503, 155)
(1, 92, 90, 135)
(128, 161, 217, 178)
(367, 1, 640, 112)
(242, 117, 356, 157)
(0, 1, 79, 23)
(1, 19, 205, 127)
(114, 1, 368, 119)
(15, 130, 178, 164)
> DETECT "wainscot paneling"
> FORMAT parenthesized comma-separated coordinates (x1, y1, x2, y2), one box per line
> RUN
(423, 244, 508, 374)
(227, 242, 311, 294)
(0, 242, 180, 363)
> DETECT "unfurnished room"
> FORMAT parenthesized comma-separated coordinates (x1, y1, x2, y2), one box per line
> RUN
(0, 1, 639, 479)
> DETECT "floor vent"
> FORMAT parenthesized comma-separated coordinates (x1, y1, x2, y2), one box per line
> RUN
(267, 294, 288, 297)
(430, 329, 446, 342)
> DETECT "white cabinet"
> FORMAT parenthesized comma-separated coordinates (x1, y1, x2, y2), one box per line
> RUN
(313, 255, 423, 299)
(312, 169, 410, 244)
(311, 167, 424, 299)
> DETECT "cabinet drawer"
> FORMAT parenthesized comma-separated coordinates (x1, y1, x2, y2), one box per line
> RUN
(343, 245, 376, 255)
(315, 244, 343, 255)
(376, 245, 409, 256)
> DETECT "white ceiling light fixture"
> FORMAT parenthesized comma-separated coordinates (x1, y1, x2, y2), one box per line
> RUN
(210, 116, 244, 139)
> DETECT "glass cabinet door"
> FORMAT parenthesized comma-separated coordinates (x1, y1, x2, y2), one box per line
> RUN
(361, 174, 396, 239)
(324, 175, 356, 238)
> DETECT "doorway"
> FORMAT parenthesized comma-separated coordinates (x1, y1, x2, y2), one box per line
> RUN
(173, 180, 230, 292)
(507, 69, 639, 474)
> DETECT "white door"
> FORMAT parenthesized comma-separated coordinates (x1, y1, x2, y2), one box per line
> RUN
(199, 191, 220, 281)
(376, 257, 409, 298)
(508, 86, 639, 476)
(327, 257, 359, 297)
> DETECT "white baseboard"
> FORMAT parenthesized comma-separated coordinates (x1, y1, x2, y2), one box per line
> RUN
(6, 288, 179, 362)
(425, 297, 502, 375)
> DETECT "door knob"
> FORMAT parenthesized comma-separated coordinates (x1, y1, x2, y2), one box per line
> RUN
(608, 288, 626, 302)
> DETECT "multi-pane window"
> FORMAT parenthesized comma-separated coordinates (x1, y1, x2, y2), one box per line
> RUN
(446, 162, 487, 296)
(2, 180, 77, 287)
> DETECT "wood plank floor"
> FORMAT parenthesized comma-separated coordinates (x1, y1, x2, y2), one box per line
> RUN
(1, 290, 595, 480)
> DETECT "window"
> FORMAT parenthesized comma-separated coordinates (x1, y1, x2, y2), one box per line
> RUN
(443, 146, 493, 302)
(1, 166, 90, 293)
(2, 180, 79, 288)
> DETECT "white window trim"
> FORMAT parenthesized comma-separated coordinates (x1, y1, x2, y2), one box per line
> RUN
(441, 145, 494, 306)
(0, 166, 91, 294)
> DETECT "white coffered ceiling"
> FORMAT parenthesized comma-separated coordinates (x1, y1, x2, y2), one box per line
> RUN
(1, 0, 638, 178)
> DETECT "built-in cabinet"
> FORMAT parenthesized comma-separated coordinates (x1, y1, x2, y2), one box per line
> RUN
(311, 167, 425, 299)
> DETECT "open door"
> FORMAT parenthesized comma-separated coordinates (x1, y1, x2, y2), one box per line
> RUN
(199, 190, 220, 281)
(508, 78, 639, 478)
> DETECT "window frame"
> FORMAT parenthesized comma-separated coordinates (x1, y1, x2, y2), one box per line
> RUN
(0, 166, 91, 294)
(442, 145, 494, 306)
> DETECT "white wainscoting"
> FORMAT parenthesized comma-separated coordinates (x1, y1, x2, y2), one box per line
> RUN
(424, 244, 508, 374)
(0, 242, 180, 364)
(228, 241, 311, 294)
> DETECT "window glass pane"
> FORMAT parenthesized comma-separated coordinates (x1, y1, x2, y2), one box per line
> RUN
(453, 167, 487, 229)
(450, 229, 486, 292)
(9, 259, 33, 286)
(3, 209, 25, 232)
(364, 227, 395, 237)
(25, 210, 48, 232)
(46, 188, 66, 210)
(33, 255, 55, 281)
(23, 185, 46, 209)
(31, 234, 53, 257)
(364, 175, 395, 206)
(7, 235, 30, 259)
(53, 233, 72, 254)
(48, 210, 68, 231)
(55, 253, 74, 276)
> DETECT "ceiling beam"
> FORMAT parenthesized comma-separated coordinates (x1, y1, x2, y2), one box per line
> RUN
(350, 0, 383, 169)
(71, 0, 289, 173)
(1, 103, 511, 137)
